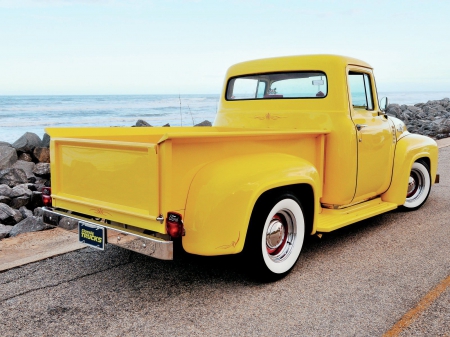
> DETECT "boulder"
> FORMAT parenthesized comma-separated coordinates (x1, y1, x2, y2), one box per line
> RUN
(0, 168, 29, 187)
(33, 147, 50, 163)
(33, 163, 50, 177)
(0, 224, 13, 239)
(33, 207, 44, 217)
(12, 132, 42, 153)
(0, 146, 18, 169)
(9, 216, 46, 237)
(19, 206, 33, 219)
(18, 153, 33, 162)
(0, 196, 11, 205)
(10, 196, 30, 209)
(135, 119, 152, 127)
(0, 142, 12, 147)
(0, 184, 12, 197)
(194, 120, 212, 127)
(0, 203, 18, 226)
(12, 160, 36, 180)
(10, 184, 32, 198)
(12, 209, 23, 223)
(41, 133, 51, 148)
(387, 98, 450, 138)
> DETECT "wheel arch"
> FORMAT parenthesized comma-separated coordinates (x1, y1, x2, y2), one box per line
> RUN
(182, 153, 321, 256)
(381, 134, 438, 205)
(249, 184, 315, 242)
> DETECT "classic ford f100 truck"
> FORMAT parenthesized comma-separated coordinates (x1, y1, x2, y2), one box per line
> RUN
(43, 55, 438, 280)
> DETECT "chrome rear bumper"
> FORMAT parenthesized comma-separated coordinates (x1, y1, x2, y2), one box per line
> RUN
(42, 207, 173, 260)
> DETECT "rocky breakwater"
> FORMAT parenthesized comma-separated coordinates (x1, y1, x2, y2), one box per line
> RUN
(386, 98, 450, 139)
(0, 132, 51, 239)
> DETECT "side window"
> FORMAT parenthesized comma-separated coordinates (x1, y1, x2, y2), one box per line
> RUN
(348, 72, 374, 110)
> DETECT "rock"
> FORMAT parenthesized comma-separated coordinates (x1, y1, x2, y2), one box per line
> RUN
(0, 168, 29, 187)
(387, 98, 450, 138)
(0, 224, 13, 239)
(33, 207, 44, 217)
(10, 196, 29, 209)
(0, 184, 12, 197)
(12, 132, 42, 153)
(135, 119, 152, 127)
(58, 217, 78, 230)
(12, 160, 36, 180)
(18, 153, 33, 162)
(0, 146, 18, 169)
(9, 216, 46, 237)
(0, 196, 11, 205)
(12, 209, 23, 223)
(19, 206, 33, 219)
(41, 133, 51, 148)
(0, 142, 12, 147)
(163, 123, 170, 127)
(194, 120, 212, 127)
(10, 184, 32, 198)
(33, 147, 50, 163)
(0, 203, 18, 226)
(33, 163, 50, 177)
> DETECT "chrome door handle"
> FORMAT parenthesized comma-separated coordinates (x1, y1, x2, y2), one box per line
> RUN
(356, 124, 368, 131)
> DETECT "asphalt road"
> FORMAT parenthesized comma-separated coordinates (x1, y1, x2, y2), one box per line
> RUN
(1, 148, 449, 337)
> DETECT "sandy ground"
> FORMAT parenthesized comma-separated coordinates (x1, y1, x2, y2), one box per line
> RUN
(0, 142, 448, 337)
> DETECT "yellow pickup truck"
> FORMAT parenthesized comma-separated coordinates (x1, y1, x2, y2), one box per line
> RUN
(43, 55, 438, 280)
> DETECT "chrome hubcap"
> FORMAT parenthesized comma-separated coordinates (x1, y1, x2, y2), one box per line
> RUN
(266, 215, 286, 253)
(406, 169, 424, 200)
(265, 210, 296, 262)
(407, 176, 417, 196)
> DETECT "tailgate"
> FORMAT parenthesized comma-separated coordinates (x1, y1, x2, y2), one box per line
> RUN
(50, 138, 163, 232)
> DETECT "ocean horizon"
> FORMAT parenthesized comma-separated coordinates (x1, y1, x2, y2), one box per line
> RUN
(1, 91, 449, 144)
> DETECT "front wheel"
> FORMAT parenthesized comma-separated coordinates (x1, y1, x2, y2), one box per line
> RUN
(244, 194, 305, 281)
(402, 160, 431, 211)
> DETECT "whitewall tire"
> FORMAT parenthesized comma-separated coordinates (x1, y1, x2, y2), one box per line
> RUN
(245, 193, 305, 281)
(402, 160, 431, 210)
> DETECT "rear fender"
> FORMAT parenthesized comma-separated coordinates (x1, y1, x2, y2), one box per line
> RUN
(183, 153, 320, 256)
(381, 134, 438, 205)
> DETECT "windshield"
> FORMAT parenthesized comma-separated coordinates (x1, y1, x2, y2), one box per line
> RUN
(226, 72, 327, 100)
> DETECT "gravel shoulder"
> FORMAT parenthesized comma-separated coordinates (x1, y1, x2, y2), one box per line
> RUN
(0, 146, 449, 337)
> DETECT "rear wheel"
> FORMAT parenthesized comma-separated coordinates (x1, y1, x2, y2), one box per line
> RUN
(245, 193, 305, 281)
(402, 160, 431, 211)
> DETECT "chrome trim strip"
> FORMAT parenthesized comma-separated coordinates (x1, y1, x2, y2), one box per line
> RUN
(42, 207, 173, 260)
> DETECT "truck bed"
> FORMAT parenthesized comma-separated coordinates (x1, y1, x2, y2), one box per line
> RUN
(46, 127, 329, 234)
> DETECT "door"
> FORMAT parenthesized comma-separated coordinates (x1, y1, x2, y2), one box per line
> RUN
(348, 69, 395, 202)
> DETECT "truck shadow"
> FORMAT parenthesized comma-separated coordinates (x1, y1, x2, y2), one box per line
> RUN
(120, 210, 401, 287)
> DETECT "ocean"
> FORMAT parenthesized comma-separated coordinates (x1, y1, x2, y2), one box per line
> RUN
(0, 92, 449, 144)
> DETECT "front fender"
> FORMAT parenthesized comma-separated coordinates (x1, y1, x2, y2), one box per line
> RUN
(182, 153, 320, 256)
(381, 134, 438, 205)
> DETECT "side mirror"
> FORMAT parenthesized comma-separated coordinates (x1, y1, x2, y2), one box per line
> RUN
(379, 97, 389, 112)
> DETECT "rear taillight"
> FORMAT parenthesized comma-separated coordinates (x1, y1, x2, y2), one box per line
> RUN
(42, 187, 52, 207)
(166, 212, 184, 238)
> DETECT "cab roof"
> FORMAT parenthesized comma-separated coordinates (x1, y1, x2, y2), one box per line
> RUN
(226, 54, 372, 78)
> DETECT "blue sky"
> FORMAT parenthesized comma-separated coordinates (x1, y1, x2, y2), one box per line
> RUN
(0, 0, 449, 95)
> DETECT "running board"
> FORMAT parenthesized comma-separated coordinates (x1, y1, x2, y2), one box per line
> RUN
(316, 198, 397, 232)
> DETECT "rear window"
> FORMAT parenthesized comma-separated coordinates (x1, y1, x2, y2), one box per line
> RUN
(226, 72, 327, 100)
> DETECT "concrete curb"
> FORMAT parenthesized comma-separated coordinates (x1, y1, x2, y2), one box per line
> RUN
(0, 227, 85, 272)
(436, 137, 450, 148)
